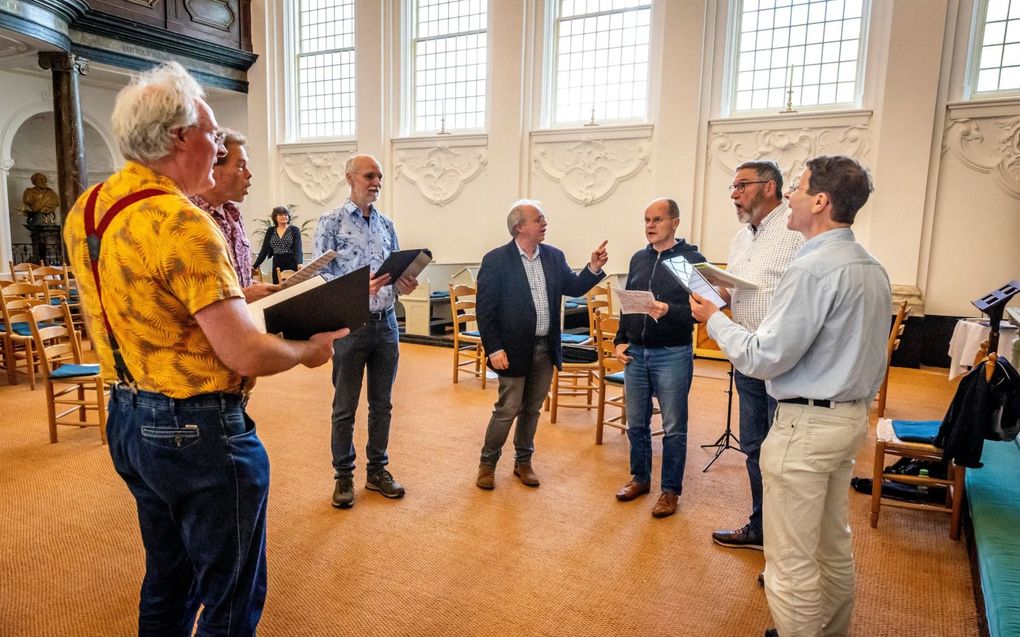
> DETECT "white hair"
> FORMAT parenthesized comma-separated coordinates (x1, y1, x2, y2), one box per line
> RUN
(111, 61, 205, 164)
(507, 199, 543, 237)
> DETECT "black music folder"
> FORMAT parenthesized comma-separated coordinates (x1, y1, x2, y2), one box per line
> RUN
(247, 266, 369, 340)
(374, 248, 433, 281)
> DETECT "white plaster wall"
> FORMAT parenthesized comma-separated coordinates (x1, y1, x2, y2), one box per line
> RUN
(234, 0, 1019, 317)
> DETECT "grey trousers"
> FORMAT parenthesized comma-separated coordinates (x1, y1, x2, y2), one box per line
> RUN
(479, 338, 553, 466)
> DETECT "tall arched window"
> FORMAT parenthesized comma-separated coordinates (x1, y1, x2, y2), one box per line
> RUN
(293, 0, 356, 139)
(969, 0, 1020, 95)
(409, 0, 488, 134)
(728, 0, 870, 114)
(547, 0, 652, 127)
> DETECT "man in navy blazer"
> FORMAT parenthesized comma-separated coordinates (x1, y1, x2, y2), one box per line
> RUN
(475, 199, 608, 489)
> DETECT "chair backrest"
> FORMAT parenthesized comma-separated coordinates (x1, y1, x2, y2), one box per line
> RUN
(449, 283, 478, 333)
(594, 312, 623, 375)
(1, 282, 48, 328)
(887, 300, 909, 360)
(276, 268, 296, 283)
(9, 261, 36, 282)
(27, 302, 82, 374)
(586, 280, 613, 335)
(31, 266, 70, 303)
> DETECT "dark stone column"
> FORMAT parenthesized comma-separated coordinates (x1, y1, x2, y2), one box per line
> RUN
(38, 52, 89, 226)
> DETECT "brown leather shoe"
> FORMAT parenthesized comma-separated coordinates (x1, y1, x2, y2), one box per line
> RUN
(476, 464, 495, 490)
(651, 492, 678, 518)
(616, 480, 651, 501)
(513, 462, 540, 487)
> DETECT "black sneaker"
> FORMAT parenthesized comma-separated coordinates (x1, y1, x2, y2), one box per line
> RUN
(366, 469, 405, 499)
(712, 524, 763, 550)
(332, 476, 354, 508)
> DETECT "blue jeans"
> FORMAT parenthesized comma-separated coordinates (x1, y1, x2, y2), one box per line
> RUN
(733, 369, 778, 535)
(331, 309, 400, 478)
(624, 344, 693, 494)
(106, 386, 269, 637)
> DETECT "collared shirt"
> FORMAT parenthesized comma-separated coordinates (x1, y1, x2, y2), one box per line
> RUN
(64, 161, 244, 396)
(707, 228, 891, 402)
(313, 199, 399, 312)
(516, 240, 550, 336)
(190, 195, 254, 288)
(726, 202, 803, 330)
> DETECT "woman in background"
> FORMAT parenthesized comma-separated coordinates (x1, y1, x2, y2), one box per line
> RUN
(254, 205, 303, 283)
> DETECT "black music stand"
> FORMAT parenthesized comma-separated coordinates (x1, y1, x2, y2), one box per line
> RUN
(701, 362, 744, 472)
(972, 280, 1020, 354)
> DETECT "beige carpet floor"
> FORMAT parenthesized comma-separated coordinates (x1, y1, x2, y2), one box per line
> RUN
(0, 344, 977, 636)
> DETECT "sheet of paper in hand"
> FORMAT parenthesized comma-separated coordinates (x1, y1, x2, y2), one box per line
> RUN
(660, 256, 728, 308)
(278, 250, 339, 289)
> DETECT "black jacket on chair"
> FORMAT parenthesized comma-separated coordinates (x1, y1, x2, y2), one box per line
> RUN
(935, 356, 1020, 468)
(476, 240, 604, 377)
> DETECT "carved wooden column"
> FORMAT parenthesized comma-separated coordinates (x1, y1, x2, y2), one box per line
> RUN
(38, 52, 89, 226)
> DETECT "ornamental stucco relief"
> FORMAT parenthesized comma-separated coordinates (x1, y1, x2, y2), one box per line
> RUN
(709, 125, 870, 180)
(943, 116, 1020, 201)
(280, 150, 349, 205)
(393, 145, 487, 206)
(532, 137, 649, 206)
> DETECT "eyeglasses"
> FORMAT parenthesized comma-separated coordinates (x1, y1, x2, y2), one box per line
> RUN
(785, 184, 808, 197)
(728, 180, 770, 193)
(188, 125, 226, 145)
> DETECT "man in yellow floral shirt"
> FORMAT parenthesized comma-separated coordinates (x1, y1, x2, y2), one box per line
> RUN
(64, 62, 347, 636)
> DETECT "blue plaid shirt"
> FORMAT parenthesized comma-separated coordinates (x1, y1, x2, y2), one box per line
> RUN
(313, 199, 400, 312)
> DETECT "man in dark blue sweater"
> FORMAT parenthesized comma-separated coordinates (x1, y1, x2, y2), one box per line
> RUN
(613, 198, 706, 518)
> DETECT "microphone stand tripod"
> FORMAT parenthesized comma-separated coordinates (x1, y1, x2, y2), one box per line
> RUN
(701, 362, 745, 472)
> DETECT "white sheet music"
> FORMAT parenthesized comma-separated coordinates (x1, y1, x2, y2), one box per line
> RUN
(614, 289, 658, 315)
(660, 256, 728, 308)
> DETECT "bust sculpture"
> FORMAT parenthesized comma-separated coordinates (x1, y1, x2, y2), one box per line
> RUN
(22, 172, 59, 224)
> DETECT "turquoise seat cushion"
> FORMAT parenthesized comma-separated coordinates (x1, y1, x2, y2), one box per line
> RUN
(966, 440, 1020, 637)
(3, 322, 55, 336)
(605, 372, 625, 385)
(560, 334, 590, 344)
(891, 420, 941, 444)
(50, 363, 100, 379)
(463, 330, 480, 337)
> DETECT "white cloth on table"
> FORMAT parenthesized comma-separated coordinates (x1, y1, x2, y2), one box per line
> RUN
(947, 319, 1018, 380)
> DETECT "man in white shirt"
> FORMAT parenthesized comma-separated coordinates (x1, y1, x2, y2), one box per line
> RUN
(712, 160, 803, 550)
(692, 155, 891, 637)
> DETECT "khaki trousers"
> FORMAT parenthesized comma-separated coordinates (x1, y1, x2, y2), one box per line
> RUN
(761, 400, 868, 637)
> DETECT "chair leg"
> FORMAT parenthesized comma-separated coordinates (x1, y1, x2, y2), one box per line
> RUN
(949, 463, 965, 540)
(479, 348, 486, 390)
(46, 381, 58, 443)
(452, 339, 460, 383)
(595, 383, 606, 445)
(77, 384, 87, 423)
(870, 441, 885, 529)
(26, 340, 36, 390)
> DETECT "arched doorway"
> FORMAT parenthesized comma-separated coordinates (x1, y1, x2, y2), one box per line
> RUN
(4, 112, 114, 265)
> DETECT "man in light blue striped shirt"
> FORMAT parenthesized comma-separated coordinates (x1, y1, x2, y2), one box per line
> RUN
(314, 154, 419, 509)
(692, 155, 891, 637)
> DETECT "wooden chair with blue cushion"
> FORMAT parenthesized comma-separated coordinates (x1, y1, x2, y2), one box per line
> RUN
(870, 417, 965, 540)
(594, 312, 662, 444)
(1, 282, 48, 388)
(450, 283, 485, 388)
(27, 302, 108, 444)
(594, 313, 626, 443)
